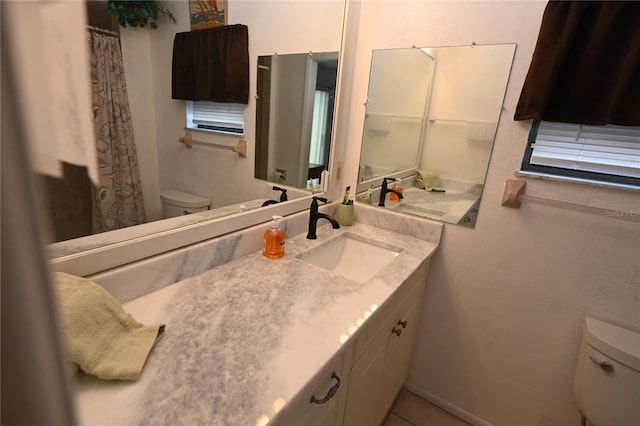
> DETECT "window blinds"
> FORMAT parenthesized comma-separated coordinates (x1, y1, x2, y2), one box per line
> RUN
(187, 101, 245, 135)
(531, 122, 640, 178)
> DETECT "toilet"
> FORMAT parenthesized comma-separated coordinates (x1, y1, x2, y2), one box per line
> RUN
(160, 190, 211, 218)
(574, 317, 640, 426)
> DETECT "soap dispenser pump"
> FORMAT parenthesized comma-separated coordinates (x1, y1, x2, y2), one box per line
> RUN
(263, 215, 285, 259)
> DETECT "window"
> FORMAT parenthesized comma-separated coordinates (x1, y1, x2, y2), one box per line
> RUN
(521, 120, 640, 187)
(186, 101, 245, 135)
(309, 89, 331, 166)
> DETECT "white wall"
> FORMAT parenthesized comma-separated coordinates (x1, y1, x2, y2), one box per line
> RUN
(339, 2, 640, 425)
(122, 0, 344, 216)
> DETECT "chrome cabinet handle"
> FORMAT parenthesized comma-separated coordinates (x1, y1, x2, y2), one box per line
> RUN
(397, 319, 408, 329)
(392, 327, 402, 337)
(310, 372, 341, 404)
(589, 356, 614, 372)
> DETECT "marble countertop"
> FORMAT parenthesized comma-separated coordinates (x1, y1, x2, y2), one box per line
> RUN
(73, 221, 438, 426)
(386, 187, 480, 224)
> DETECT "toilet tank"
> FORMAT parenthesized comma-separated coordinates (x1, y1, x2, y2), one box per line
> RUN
(160, 190, 210, 218)
(574, 317, 640, 426)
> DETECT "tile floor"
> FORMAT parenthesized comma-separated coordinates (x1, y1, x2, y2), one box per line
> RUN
(383, 388, 471, 426)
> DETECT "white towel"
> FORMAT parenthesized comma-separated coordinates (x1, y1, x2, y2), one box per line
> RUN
(4, 1, 99, 185)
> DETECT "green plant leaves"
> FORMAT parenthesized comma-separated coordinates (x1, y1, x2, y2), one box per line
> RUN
(104, 1, 176, 29)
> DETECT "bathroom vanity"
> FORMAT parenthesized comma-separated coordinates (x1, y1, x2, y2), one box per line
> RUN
(73, 205, 442, 425)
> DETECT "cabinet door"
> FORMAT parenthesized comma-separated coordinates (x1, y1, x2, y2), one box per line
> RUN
(344, 290, 425, 426)
(387, 298, 421, 401)
(343, 327, 393, 426)
(308, 391, 342, 426)
(303, 369, 347, 426)
(277, 353, 347, 426)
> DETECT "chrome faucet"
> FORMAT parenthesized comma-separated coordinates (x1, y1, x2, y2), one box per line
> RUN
(306, 196, 340, 239)
(378, 177, 404, 207)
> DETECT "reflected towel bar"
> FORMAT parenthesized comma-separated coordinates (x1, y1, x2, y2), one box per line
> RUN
(366, 113, 423, 120)
(429, 117, 468, 122)
(178, 132, 247, 158)
(501, 179, 639, 222)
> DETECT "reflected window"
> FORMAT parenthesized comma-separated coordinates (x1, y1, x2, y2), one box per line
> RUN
(186, 101, 245, 136)
(309, 89, 331, 166)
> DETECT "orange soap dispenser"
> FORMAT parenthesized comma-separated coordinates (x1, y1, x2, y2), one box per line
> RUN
(263, 215, 285, 259)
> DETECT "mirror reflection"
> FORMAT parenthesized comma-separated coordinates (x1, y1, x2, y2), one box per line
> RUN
(41, 1, 345, 261)
(255, 52, 338, 190)
(357, 44, 516, 227)
(358, 48, 435, 186)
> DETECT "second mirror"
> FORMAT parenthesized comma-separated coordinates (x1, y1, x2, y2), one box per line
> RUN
(357, 44, 516, 228)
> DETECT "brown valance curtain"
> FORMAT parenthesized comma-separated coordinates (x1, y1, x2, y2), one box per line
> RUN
(172, 24, 249, 104)
(514, 1, 640, 126)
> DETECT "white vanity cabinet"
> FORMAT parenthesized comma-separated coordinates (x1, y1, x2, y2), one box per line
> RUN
(298, 365, 348, 426)
(269, 262, 429, 426)
(275, 349, 350, 426)
(271, 260, 430, 426)
(343, 262, 428, 426)
(269, 351, 350, 426)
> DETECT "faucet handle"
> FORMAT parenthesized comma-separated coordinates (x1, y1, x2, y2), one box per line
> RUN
(273, 186, 288, 202)
(313, 196, 328, 203)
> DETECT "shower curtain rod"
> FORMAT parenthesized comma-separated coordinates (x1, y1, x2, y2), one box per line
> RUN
(87, 25, 119, 36)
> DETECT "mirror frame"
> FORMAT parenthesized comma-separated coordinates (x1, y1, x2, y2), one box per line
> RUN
(48, 196, 315, 276)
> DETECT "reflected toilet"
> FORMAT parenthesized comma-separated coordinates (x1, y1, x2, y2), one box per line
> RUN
(160, 190, 210, 218)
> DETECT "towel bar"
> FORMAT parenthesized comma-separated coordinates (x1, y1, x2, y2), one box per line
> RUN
(178, 132, 247, 158)
(501, 178, 639, 222)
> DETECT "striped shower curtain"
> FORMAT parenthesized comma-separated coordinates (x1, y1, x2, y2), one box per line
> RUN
(88, 30, 146, 233)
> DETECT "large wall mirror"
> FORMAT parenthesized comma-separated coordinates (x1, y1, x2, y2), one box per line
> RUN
(357, 43, 516, 228)
(27, 0, 345, 273)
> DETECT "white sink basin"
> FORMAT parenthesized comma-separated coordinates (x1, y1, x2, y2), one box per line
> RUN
(297, 233, 402, 283)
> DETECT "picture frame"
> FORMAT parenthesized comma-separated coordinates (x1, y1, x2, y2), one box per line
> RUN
(189, 0, 227, 30)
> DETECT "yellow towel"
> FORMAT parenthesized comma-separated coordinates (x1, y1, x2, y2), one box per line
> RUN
(414, 170, 445, 191)
(414, 170, 426, 189)
(54, 272, 165, 381)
